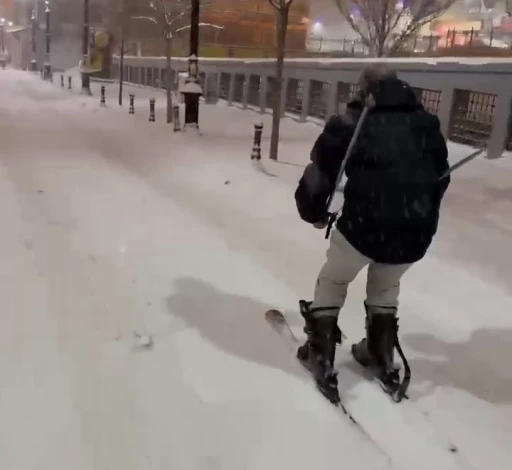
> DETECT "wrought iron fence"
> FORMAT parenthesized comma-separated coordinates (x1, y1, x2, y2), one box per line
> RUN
(449, 90, 496, 147)
(113, 57, 512, 158)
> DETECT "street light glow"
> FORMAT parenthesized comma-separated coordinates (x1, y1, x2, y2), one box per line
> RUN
(312, 21, 323, 34)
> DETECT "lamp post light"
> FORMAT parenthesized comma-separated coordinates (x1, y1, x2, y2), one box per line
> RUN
(43, 1, 52, 80)
(30, 8, 37, 71)
(81, 0, 92, 95)
(181, 0, 202, 131)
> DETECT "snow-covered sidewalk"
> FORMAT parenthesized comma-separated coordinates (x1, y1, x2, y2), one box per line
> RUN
(1, 69, 511, 470)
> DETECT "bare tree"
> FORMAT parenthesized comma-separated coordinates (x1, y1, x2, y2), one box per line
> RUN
(133, 1, 191, 123)
(333, 0, 457, 57)
(267, 0, 295, 161)
(133, 0, 223, 124)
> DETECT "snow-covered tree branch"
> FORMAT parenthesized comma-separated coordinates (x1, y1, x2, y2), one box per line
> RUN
(333, 0, 457, 57)
(175, 23, 224, 34)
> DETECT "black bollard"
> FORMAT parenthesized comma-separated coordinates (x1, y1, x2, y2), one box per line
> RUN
(251, 122, 263, 161)
(173, 105, 181, 132)
(149, 98, 156, 122)
(61, 74, 64, 88)
(100, 86, 106, 106)
(129, 94, 135, 114)
(68, 76, 72, 90)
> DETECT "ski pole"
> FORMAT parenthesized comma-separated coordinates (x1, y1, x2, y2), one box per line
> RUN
(326, 106, 370, 214)
(322, 106, 370, 238)
(440, 146, 486, 180)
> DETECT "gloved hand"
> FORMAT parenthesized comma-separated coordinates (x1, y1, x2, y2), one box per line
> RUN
(313, 220, 328, 229)
(313, 212, 331, 230)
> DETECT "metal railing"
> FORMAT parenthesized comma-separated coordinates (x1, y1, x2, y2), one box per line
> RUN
(112, 56, 512, 158)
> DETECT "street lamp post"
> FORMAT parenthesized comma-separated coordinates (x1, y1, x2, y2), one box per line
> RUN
(0, 18, 5, 69)
(43, 1, 52, 80)
(118, 0, 125, 106)
(30, 8, 37, 71)
(81, 0, 92, 95)
(182, 0, 202, 131)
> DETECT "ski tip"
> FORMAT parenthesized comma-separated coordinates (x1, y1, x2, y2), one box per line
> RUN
(265, 309, 286, 324)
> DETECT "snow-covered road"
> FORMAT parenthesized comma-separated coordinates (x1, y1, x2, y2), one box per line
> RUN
(0, 69, 511, 470)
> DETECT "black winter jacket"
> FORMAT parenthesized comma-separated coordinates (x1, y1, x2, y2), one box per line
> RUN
(295, 78, 450, 265)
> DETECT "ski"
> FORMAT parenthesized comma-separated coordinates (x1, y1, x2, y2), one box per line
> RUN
(265, 309, 470, 470)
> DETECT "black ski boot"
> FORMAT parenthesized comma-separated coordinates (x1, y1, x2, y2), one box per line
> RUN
(296, 300, 342, 405)
(352, 304, 411, 402)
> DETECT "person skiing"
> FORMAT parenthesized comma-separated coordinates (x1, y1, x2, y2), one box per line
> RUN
(294, 65, 451, 404)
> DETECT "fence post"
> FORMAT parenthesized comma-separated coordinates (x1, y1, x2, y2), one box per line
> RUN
(242, 74, 250, 110)
(68, 76, 72, 89)
(259, 75, 268, 114)
(438, 86, 455, 139)
(173, 105, 181, 132)
(215, 72, 222, 102)
(61, 74, 64, 87)
(326, 80, 338, 120)
(487, 88, 512, 159)
(129, 94, 135, 114)
(300, 79, 312, 123)
(251, 123, 263, 161)
(280, 77, 288, 118)
(149, 98, 156, 122)
(227, 74, 235, 106)
(100, 86, 106, 106)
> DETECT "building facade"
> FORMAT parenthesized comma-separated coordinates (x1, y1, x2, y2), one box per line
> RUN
(201, 0, 310, 53)
(0, 0, 15, 21)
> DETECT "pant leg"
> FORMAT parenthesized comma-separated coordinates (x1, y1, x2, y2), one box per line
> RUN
(365, 262, 412, 313)
(311, 229, 370, 318)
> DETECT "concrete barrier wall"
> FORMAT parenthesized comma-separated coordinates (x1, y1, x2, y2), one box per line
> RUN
(113, 56, 512, 158)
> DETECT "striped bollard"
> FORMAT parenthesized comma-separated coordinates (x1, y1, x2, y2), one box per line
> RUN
(149, 98, 156, 122)
(251, 122, 263, 161)
(173, 105, 181, 132)
(129, 94, 135, 114)
(100, 86, 106, 106)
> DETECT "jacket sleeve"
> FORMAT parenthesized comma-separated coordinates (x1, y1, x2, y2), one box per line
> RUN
(295, 115, 354, 224)
(310, 114, 355, 184)
(427, 116, 450, 197)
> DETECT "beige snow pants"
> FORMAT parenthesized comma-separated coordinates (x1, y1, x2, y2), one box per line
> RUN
(311, 229, 412, 318)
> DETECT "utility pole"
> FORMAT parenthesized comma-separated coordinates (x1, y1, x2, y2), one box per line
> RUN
(81, 0, 91, 95)
(118, 0, 125, 106)
(182, 0, 202, 131)
(43, 0, 52, 80)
